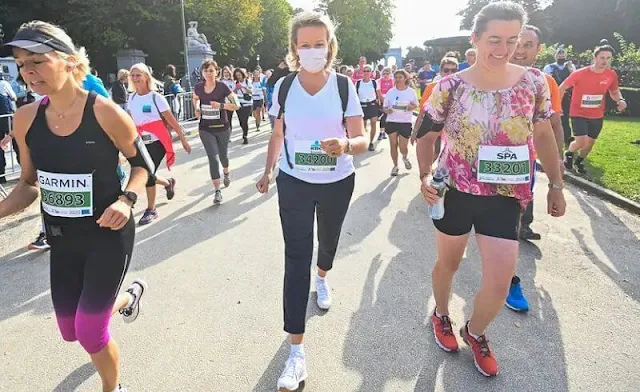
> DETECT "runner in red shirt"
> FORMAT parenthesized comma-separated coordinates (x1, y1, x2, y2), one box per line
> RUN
(559, 42, 627, 174)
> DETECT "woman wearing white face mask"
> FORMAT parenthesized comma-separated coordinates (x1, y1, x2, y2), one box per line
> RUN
(256, 11, 367, 392)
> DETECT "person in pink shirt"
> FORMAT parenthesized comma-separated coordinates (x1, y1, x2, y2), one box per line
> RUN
(352, 56, 367, 82)
(376, 67, 394, 140)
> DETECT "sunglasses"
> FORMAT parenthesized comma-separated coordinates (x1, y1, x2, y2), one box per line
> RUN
(363, 70, 371, 73)
(442, 68, 457, 74)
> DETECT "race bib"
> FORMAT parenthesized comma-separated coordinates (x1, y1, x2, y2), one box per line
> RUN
(581, 94, 604, 109)
(477, 145, 530, 184)
(201, 104, 221, 120)
(37, 171, 93, 218)
(293, 140, 337, 173)
(393, 100, 409, 111)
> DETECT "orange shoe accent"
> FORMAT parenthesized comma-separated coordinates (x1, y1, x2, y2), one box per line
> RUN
(431, 312, 459, 352)
(460, 322, 499, 377)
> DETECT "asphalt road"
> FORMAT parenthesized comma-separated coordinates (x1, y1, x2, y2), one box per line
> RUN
(1, 119, 639, 392)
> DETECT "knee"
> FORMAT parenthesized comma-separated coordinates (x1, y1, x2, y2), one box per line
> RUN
(145, 172, 157, 187)
(483, 276, 512, 300)
(75, 321, 110, 354)
(433, 258, 461, 276)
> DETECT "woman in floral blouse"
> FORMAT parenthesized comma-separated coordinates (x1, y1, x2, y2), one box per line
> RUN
(417, 1, 566, 377)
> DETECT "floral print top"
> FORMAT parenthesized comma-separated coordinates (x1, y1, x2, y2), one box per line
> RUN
(424, 67, 552, 206)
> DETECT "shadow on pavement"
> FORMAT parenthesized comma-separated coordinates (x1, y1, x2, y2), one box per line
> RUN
(342, 195, 569, 391)
(571, 192, 640, 302)
(52, 362, 96, 392)
(252, 302, 327, 392)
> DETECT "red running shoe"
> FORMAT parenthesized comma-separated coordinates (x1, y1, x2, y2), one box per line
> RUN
(460, 322, 499, 377)
(431, 311, 459, 352)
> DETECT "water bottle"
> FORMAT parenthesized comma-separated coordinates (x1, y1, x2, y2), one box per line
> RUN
(429, 171, 447, 220)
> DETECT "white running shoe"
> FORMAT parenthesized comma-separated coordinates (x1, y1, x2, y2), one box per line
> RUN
(316, 278, 332, 310)
(403, 157, 412, 170)
(277, 355, 308, 391)
(390, 166, 399, 177)
(121, 279, 147, 324)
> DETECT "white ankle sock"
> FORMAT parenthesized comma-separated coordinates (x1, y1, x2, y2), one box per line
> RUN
(125, 293, 134, 308)
(316, 275, 326, 283)
(435, 308, 448, 318)
(467, 323, 482, 340)
(290, 343, 305, 358)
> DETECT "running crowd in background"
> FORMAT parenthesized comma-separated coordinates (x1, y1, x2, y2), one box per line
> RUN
(0, 1, 630, 391)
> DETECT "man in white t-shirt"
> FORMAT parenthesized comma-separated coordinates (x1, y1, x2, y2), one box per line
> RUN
(355, 65, 383, 151)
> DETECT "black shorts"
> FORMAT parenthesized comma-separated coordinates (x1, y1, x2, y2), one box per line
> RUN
(361, 102, 379, 121)
(571, 117, 604, 139)
(433, 188, 521, 240)
(385, 122, 412, 139)
(145, 140, 166, 187)
(252, 100, 264, 111)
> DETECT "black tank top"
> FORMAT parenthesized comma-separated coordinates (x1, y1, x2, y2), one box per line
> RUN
(26, 92, 121, 227)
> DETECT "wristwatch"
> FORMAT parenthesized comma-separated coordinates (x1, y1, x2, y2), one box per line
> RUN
(548, 183, 564, 190)
(120, 191, 138, 207)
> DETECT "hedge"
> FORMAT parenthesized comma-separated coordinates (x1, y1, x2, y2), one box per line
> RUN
(606, 87, 640, 117)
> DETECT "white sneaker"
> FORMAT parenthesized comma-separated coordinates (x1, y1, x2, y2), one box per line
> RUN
(403, 157, 412, 170)
(277, 355, 308, 391)
(316, 277, 332, 310)
(390, 166, 399, 177)
(121, 279, 147, 324)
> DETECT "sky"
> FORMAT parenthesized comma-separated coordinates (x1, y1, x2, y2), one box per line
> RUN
(287, 0, 472, 51)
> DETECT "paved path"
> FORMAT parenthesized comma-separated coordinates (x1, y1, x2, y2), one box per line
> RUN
(1, 120, 639, 392)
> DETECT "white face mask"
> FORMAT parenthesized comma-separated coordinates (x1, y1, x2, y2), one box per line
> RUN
(298, 47, 328, 73)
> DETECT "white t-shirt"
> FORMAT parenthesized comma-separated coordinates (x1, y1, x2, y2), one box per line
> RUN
(252, 81, 264, 101)
(357, 80, 377, 103)
(233, 80, 252, 107)
(383, 87, 418, 123)
(221, 79, 235, 92)
(269, 72, 363, 184)
(127, 91, 171, 144)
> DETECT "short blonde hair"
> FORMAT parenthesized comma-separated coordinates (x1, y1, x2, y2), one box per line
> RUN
(286, 11, 339, 72)
(16, 20, 90, 84)
(117, 69, 129, 80)
(128, 63, 161, 93)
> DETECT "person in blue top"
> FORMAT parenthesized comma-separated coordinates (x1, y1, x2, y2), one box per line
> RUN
(417, 60, 436, 95)
(458, 48, 477, 71)
(83, 70, 109, 98)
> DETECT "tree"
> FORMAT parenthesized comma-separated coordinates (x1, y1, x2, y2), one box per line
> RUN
(256, 0, 294, 70)
(403, 46, 428, 65)
(458, 0, 549, 35)
(321, 0, 393, 66)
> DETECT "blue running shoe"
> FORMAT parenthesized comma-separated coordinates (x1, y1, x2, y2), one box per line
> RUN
(506, 276, 529, 312)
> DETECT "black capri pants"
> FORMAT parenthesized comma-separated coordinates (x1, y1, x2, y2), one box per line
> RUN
(276, 171, 355, 335)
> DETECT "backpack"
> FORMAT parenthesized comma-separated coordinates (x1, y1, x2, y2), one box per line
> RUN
(276, 72, 350, 169)
(356, 79, 378, 100)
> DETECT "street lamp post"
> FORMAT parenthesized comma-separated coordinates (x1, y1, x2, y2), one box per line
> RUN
(256, 54, 261, 69)
(180, 0, 192, 91)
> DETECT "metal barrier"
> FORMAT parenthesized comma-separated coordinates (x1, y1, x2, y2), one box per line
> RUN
(165, 92, 197, 123)
(0, 113, 18, 198)
(0, 92, 198, 199)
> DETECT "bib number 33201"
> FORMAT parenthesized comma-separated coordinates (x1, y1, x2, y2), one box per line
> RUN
(477, 145, 530, 184)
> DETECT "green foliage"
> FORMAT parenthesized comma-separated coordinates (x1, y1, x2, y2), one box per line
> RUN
(612, 33, 640, 87)
(582, 117, 640, 202)
(458, 0, 549, 33)
(321, 0, 393, 66)
(404, 46, 428, 65)
(535, 43, 591, 69)
(256, 0, 294, 70)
